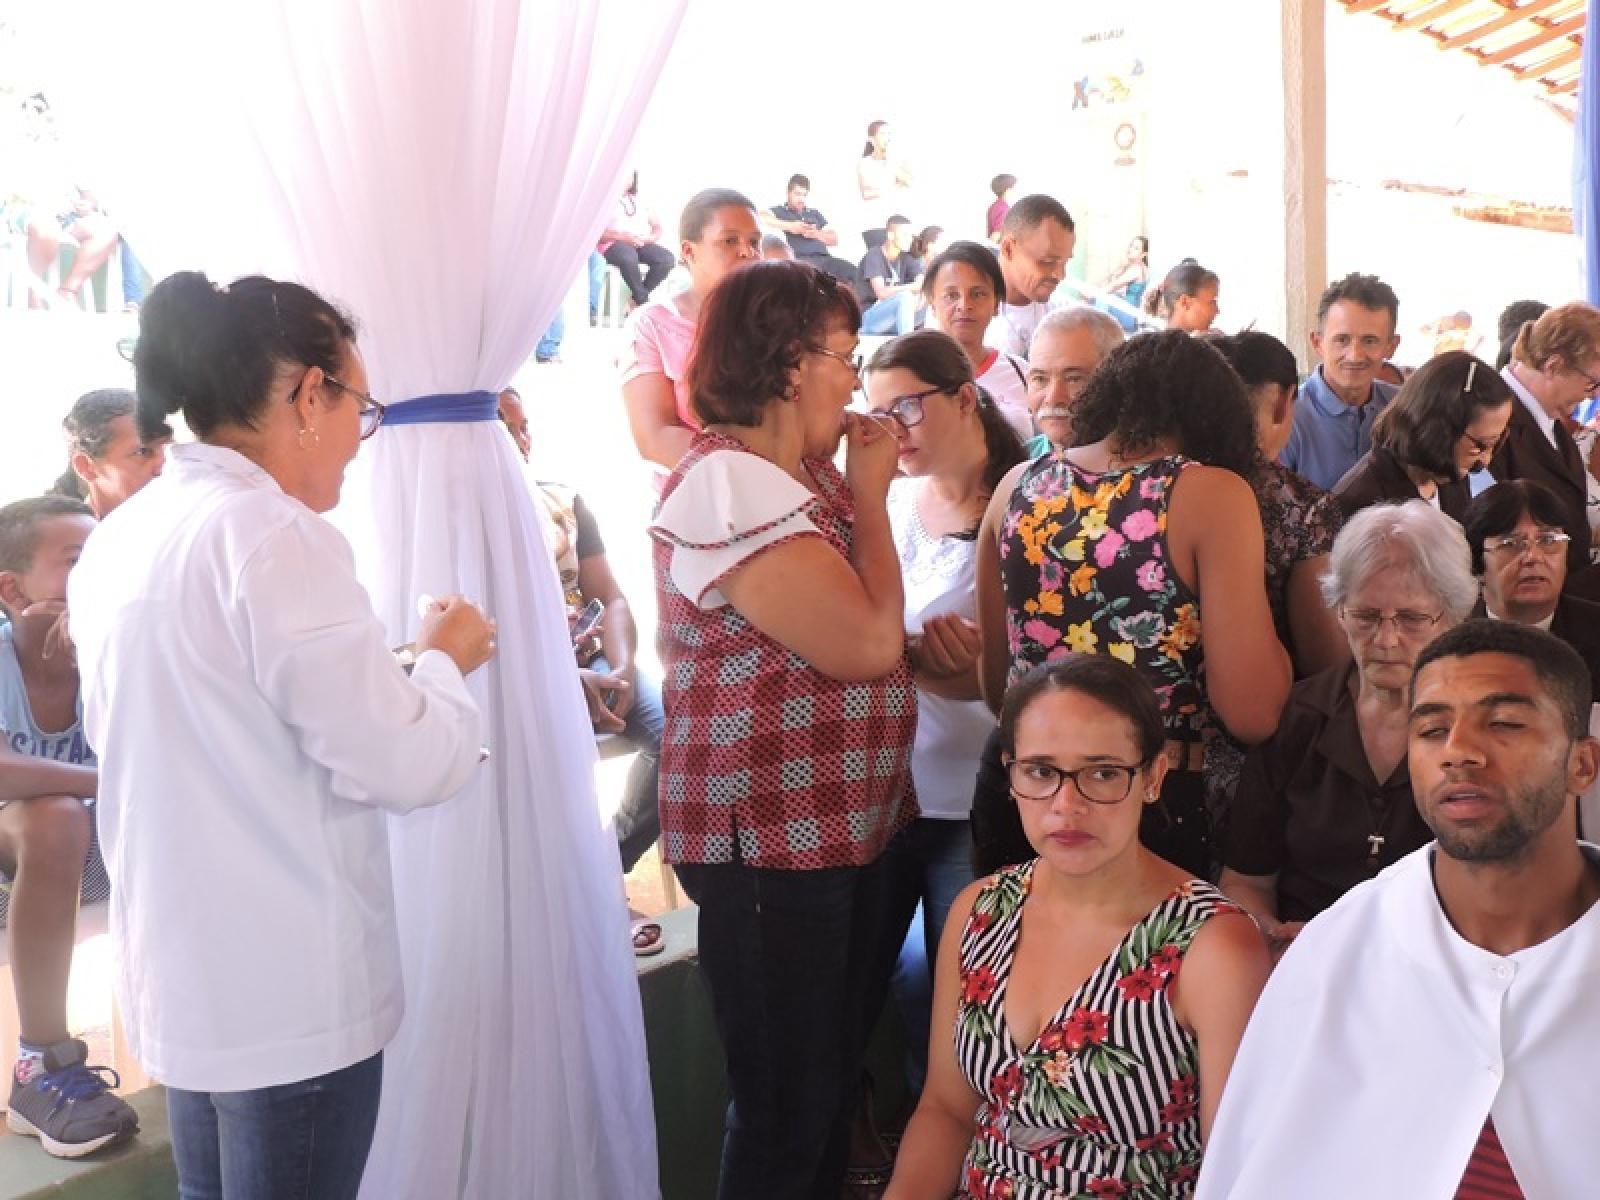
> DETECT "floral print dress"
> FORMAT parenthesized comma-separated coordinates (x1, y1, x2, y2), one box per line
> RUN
(954, 862, 1242, 1199)
(998, 455, 1207, 748)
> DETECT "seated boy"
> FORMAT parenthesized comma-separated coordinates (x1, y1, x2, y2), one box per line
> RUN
(0, 496, 137, 1157)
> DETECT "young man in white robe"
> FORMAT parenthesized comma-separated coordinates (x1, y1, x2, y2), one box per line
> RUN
(1199, 619, 1600, 1199)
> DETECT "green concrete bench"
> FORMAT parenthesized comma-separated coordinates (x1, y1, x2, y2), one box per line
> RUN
(0, 1087, 174, 1199)
(0, 904, 905, 1199)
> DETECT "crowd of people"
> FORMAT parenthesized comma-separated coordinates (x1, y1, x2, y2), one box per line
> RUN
(5, 138, 1600, 1200)
(611, 168, 1600, 1198)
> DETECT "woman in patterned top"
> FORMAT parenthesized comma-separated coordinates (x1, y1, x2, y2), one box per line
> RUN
(885, 656, 1269, 1199)
(974, 332, 1292, 877)
(650, 260, 917, 1198)
(1203, 333, 1348, 845)
(863, 330, 1025, 1091)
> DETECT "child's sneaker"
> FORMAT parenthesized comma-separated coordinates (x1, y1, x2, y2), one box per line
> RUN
(7, 1038, 139, 1158)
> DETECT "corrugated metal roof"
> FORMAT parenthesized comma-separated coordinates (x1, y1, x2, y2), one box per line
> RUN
(1338, 0, 1585, 97)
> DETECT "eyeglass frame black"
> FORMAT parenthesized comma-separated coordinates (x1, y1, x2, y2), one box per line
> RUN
(296, 372, 387, 439)
(1459, 428, 1506, 456)
(1003, 757, 1151, 806)
(868, 386, 950, 429)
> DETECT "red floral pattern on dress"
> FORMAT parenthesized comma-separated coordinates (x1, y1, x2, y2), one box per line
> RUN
(953, 861, 1243, 1198)
(1063, 1008, 1111, 1050)
(1115, 967, 1161, 1003)
(964, 965, 1000, 1006)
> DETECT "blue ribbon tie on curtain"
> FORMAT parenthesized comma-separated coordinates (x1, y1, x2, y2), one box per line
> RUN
(382, 390, 501, 426)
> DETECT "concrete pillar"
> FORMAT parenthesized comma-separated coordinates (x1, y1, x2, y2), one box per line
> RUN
(1271, 0, 1328, 373)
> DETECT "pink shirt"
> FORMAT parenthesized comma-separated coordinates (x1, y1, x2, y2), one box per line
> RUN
(621, 293, 699, 430)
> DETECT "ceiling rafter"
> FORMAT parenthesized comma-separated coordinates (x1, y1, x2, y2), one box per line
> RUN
(1338, 0, 1588, 100)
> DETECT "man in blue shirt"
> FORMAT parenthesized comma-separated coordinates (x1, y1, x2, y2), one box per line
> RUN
(1282, 273, 1402, 490)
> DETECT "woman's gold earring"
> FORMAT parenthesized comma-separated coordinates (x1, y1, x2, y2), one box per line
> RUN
(298, 425, 320, 450)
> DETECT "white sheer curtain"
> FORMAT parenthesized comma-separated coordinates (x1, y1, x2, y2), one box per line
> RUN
(51, 2, 683, 1196)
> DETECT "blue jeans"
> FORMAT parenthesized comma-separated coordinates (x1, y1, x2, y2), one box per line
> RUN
(882, 819, 976, 1094)
(167, 1052, 383, 1200)
(537, 306, 565, 361)
(119, 239, 148, 306)
(593, 656, 665, 871)
(675, 855, 895, 1200)
(859, 290, 919, 335)
(586, 251, 606, 320)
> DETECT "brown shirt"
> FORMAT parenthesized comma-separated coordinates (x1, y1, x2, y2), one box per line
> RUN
(1225, 663, 1433, 922)
(1331, 445, 1470, 524)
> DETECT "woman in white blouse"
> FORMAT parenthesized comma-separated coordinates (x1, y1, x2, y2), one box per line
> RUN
(68, 272, 495, 1200)
(921, 242, 1033, 443)
(862, 330, 1026, 1088)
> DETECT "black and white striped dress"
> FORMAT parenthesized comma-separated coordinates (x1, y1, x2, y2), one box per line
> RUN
(954, 860, 1241, 1198)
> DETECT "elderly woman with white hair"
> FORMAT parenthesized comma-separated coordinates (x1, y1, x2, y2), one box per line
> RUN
(1219, 500, 1478, 953)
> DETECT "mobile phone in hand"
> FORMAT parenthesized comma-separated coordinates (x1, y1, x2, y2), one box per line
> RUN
(570, 598, 605, 648)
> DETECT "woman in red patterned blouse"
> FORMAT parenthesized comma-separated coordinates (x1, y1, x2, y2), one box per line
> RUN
(650, 260, 919, 1199)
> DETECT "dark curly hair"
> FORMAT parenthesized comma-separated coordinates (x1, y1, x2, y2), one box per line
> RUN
(1070, 329, 1258, 477)
(135, 272, 356, 440)
(689, 260, 861, 427)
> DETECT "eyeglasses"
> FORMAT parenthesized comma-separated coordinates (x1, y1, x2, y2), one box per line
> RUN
(1460, 429, 1506, 456)
(869, 387, 949, 430)
(1484, 530, 1571, 558)
(323, 375, 387, 439)
(1339, 608, 1444, 637)
(1573, 365, 1600, 396)
(1005, 759, 1147, 805)
(808, 345, 863, 376)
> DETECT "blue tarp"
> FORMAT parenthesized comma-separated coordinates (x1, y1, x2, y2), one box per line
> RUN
(1579, 1, 1600, 304)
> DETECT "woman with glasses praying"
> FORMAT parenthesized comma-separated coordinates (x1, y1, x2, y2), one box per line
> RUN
(862, 330, 1025, 1092)
(1219, 501, 1475, 954)
(66, 272, 495, 1199)
(884, 655, 1269, 1200)
(1331, 350, 1512, 524)
(649, 260, 916, 1198)
(1462, 480, 1600, 702)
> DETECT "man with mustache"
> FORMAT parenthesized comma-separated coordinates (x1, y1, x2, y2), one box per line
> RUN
(1021, 306, 1124, 457)
(1280, 272, 1403, 490)
(1198, 620, 1600, 1198)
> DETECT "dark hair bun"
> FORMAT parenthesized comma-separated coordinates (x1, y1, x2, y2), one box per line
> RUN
(131, 272, 355, 441)
(133, 271, 230, 439)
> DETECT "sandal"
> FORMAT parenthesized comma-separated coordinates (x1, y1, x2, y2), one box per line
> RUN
(632, 921, 665, 957)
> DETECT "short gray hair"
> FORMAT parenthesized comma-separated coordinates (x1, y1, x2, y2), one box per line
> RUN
(1321, 500, 1478, 620)
(1032, 305, 1124, 364)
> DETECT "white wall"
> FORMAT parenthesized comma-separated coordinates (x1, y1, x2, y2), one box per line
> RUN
(627, 0, 1580, 359)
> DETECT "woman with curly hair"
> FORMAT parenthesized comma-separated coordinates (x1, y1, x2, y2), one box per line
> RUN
(973, 331, 1292, 875)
